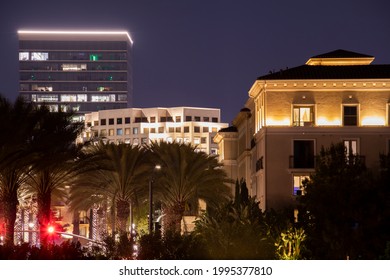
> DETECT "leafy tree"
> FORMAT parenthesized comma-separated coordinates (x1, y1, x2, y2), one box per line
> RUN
(299, 142, 378, 259)
(194, 181, 275, 259)
(147, 142, 231, 234)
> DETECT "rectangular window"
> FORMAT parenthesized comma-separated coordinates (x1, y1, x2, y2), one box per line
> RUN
(31, 52, 49, 61)
(212, 117, 218, 123)
(194, 126, 200, 133)
(109, 129, 114, 136)
(100, 129, 107, 137)
(158, 127, 164, 133)
(167, 116, 173, 122)
(125, 117, 131, 124)
(150, 117, 156, 123)
(175, 127, 181, 133)
(125, 128, 130, 135)
(176, 116, 181, 122)
(117, 118, 122, 125)
(168, 127, 174, 133)
(117, 128, 123, 136)
(61, 95, 77, 102)
(19, 52, 29, 61)
(62, 64, 87, 71)
(343, 105, 358, 126)
(101, 119, 106, 126)
(194, 138, 200, 144)
(151, 128, 156, 133)
(133, 127, 139, 134)
(292, 140, 315, 168)
(293, 106, 314, 127)
(293, 175, 309, 195)
(203, 127, 209, 132)
(203, 117, 210, 122)
(143, 128, 149, 134)
(194, 116, 201, 121)
(160, 117, 167, 122)
(77, 94, 87, 102)
(185, 116, 192, 121)
(201, 137, 207, 144)
(184, 126, 189, 133)
(344, 140, 358, 157)
(109, 118, 114, 125)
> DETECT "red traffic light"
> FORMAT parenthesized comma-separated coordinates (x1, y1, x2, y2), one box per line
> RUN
(47, 225, 55, 234)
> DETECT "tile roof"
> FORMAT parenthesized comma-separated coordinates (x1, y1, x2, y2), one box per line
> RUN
(311, 49, 374, 59)
(257, 64, 390, 80)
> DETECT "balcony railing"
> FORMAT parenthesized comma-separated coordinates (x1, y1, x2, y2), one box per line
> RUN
(289, 155, 316, 169)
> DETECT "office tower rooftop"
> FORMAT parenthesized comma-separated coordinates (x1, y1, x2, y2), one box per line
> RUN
(18, 30, 133, 121)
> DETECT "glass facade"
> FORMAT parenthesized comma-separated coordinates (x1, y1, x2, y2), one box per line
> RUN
(18, 31, 133, 117)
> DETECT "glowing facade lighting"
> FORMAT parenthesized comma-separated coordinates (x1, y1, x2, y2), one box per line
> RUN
(266, 117, 290, 126)
(361, 116, 385, 126)
(317, 117, 341, 126)
(17, 30, 134, 44)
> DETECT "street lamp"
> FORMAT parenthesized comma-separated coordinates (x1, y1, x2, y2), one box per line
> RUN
(149, 164, 161, 234)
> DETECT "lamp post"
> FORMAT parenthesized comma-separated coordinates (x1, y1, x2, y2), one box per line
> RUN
(148, 165, 161, 234)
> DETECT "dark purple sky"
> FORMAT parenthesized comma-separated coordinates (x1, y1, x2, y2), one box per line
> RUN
(1, 0, 389, 123)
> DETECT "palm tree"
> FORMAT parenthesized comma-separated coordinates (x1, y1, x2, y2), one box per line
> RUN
(24, 108, 84, 244)
(70, 142, 150, 235)
(147, 142, 231, 234)
(0, 95, 37, 245)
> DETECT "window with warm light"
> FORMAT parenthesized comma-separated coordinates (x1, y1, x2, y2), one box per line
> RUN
(293, 175, 309, 195)
(293, 106, 314, 126)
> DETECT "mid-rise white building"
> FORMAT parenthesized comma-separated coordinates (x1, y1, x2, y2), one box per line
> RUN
(81, 106, 228, 155)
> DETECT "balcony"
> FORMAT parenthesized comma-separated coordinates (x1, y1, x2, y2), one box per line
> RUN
(289, 155, 316, 169)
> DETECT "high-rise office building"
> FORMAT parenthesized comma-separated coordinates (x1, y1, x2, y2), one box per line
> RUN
(18, 30, 133, 120)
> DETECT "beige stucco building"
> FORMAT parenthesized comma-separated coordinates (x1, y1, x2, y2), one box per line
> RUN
(215, 50, 390, 211)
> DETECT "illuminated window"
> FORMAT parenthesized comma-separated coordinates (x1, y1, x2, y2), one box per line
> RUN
(343, 105, 358, 126)
(133, 127, 139, 134)
(109, 129, 114, 136)
(293, 106, 314, 126)
(31, 52, 49, 61)
(100, 129, 107, 137)
(176, 116, 181, 122)
(61, 95, 77, 102)
(194, 138, 200, 144)
(19, 52, 29, 60)
(37, 94, 58, 102)
(117, 129, 123, 136)
(77, 94, 87, 102)
(89, 54, 101, 61)
(32, 85, 53, 92)
(344, 139, 358, 157)
(125, 128, 131, 135)
(62, 64, 87, 71)
(293, 175, 309, 195)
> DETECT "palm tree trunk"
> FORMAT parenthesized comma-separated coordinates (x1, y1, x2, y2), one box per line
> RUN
(2, 192, 18, 245)
(37, 192, 51, 244)
(116, 199, 130, 234)
(164, 202, 185, 234)
(72, 210, 80, 243)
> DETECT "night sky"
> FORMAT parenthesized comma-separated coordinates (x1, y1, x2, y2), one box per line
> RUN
(0, 0, 389, 123)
